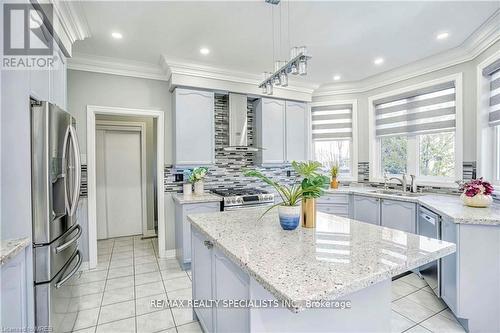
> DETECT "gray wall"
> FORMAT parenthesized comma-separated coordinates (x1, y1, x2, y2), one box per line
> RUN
(67, 70, 172, 163)
(313, 39, 500, 165)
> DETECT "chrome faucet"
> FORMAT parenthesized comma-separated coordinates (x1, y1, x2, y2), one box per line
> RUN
(388, 174, 407, 192)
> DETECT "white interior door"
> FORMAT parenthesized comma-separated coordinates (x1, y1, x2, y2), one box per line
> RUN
(96, 129, 143, 239)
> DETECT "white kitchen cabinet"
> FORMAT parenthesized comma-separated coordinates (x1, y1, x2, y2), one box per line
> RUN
(175, 201, 220, 269)
(173, 88, 215, 166)
(440, 216, 458, 314)
(49, 44, 67, 109)
(255, 98, 286, 165)
(192, 229, 250, 333)
(380, 199, 416, 233)
(285, 101, 307, 162)
(1, 249, 28, 330)
(213, 248, 250, 333)
(353, 195, 380, 225)
(192, 229, 214, 332)
(316, 193, 350, 218)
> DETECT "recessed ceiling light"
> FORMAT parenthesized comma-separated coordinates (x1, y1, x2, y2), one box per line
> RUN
(333, 75, 341, 81)
(200, 48, 210, 55)
(436, 32, 449, 40)
(111, 32, 123, 39)
(374, 57, 384, 65)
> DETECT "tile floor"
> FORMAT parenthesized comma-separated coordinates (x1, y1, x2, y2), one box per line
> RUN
(69, 236, 466, 333)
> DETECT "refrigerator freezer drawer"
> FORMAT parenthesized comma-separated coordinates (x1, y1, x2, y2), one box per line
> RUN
(34, 224, 81, 283)
(35, 249, 82, 332)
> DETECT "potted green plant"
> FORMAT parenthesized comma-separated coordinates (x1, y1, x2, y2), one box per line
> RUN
(330, 164, 339, 189)
(190, 167, 208, 195)
(182, 170, 193, 197)
(292, 161, 329, 228)
(244, 170, 303, 230)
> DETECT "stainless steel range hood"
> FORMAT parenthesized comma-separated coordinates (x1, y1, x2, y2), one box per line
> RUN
(224, 93, 259, 152)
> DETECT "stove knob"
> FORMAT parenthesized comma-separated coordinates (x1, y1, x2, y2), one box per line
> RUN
(238, 198, 243, 203)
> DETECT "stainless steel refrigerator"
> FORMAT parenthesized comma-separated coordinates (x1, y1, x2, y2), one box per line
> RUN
(31, 100, 83, 332)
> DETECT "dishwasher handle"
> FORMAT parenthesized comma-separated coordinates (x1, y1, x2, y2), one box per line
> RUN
(420, 213, 436, 225)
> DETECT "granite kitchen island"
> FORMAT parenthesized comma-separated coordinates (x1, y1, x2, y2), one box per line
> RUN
(188, 209, 455, 333)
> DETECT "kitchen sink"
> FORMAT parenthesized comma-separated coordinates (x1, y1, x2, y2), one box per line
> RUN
(371, 189, 423, 197)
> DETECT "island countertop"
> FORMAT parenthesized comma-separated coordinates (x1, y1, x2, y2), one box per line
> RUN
(188, 209, 455, 311)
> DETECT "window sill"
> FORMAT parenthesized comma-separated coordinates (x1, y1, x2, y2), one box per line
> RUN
(370, 177, 459, 189)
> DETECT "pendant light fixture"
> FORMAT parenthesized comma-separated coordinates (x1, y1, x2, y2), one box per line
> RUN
(259, 0, 311, 95)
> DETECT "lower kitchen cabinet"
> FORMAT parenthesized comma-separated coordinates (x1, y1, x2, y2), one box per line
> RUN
(440, 216, 458, 314)
(192, 229, 250, 333)
(175, 201, 220, 269)
(353, 195, 380, 225)
(1, 249, 28, 330)
(316, 193, 350, 218)
(380, 199, 416, 233)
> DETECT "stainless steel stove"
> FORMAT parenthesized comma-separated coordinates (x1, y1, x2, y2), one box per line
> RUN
(211, 188, 275, 211)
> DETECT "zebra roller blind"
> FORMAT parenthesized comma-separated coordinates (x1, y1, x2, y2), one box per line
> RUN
(483, 59, 500, 127)
(311, 104, 352, 140)
(374, 81, 456, 137)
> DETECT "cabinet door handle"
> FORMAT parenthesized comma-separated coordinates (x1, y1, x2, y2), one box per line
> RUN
(204, 240, 213, 249)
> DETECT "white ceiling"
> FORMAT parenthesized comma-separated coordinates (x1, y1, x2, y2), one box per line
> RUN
(74, 1, 500, 85)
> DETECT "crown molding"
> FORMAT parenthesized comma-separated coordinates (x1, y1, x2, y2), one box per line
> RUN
(51, 0, 91, 44)
(68, 53, 170, 81)
(162, 55, 319, 95)
(314, 9, 500, 97)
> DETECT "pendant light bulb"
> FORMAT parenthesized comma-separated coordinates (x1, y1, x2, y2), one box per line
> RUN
(266, 81, 273, 95)
(298, 59, 307, 75)
(280, 71, 288, 87)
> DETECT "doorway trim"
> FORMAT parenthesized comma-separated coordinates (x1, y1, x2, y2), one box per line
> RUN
(87, 105, 166, 269)
(96, 120, 148, 237)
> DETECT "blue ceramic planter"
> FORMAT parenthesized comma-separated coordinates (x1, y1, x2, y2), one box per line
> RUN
(278, 205, 300, 230)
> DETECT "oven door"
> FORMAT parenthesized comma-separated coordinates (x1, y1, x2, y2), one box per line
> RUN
(223, 202, 275, 211)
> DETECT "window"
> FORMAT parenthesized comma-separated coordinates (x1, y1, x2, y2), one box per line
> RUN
(495, 126, 500, 182)
(311, 102, 357, 178)
(370, 75, 461, 185)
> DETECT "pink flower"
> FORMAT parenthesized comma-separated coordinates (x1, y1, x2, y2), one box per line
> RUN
(460, 178, 494, 197)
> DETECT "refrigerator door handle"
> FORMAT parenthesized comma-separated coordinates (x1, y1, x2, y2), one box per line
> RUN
(68, 125, 81, 217)
(55, 250, 82, 289)
(62, 125, 71, 215)
(55, 224, 82, 254)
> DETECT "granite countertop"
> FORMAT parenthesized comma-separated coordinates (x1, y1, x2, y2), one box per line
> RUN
(325, 187, 500, 225)
(188, 209, 455, 312)
(172, 192, 222, 204)
(1, 237, 30, 266)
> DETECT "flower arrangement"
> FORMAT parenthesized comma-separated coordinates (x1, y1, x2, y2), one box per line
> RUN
(459, 178, 494, 208)
(189, 167, 208, 183)
(183, 167, 209, 195)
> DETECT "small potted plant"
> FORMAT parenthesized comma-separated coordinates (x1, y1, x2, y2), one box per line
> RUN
(459, 178, 494, 208)
(330, 164, 339, 189)
(183, 170, 193, 197)
(245, 170, 303, 230)
(292, 161, 329, 228)
(190, 167, 208, 195)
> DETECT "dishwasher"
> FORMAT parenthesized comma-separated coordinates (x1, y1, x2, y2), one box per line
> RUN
(418, 206, 441, 297)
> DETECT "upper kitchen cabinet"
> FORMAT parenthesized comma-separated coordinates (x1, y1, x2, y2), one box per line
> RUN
(49, 44, 67, 110)
(173, 88, 215, 166)
(255, 98, 286, 165)
(255, 98, 307, 166)
(285, 101, 308, 163)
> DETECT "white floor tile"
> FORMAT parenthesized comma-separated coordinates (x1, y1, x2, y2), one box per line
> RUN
(392, 297, 436, 323)
(68, 293, 103, 312)
(111, 251, 134, 261)
(136, 309, 175, 333)
(391, 310, 415, 333)
(102, 286, 135, 306)
(134, 263, 159, 275)
(404, 325, 432, 333)
(135, 271, 162, 286)
(171, 306, 196, 326)
(109, 258, 134, 269)
(72, 308, 100, 331)
(134, 256, 157, 265)
(71, 326, 96, 333)
(72, 270, 108, 285)
(71, 281, 106, 297)
(176, 321, 202, 333)
(160, 268, 189, 281)
(107, 266, 134, 279)
(135, 293, 167, 316)
(98, 300, 135, 325)
(135, 281, 165, 298)
(167, 287, 192, 301)
(164, 276, 192, 292)
(105, 276, 135, 291)
(392, 279, 419, 300)
(96, 317, 135, 333)
(421, 313, 467, 333)
(158, 259, 181, 271)
(400, 273, 427, 288)
(113, 245, 134, 253)
(405, 290, 447, 313)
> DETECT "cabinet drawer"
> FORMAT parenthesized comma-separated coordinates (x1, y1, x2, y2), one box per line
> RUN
(317, 204, 349, 215)
(184, 202, 220, 216)
(317, 194, 349, 205)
